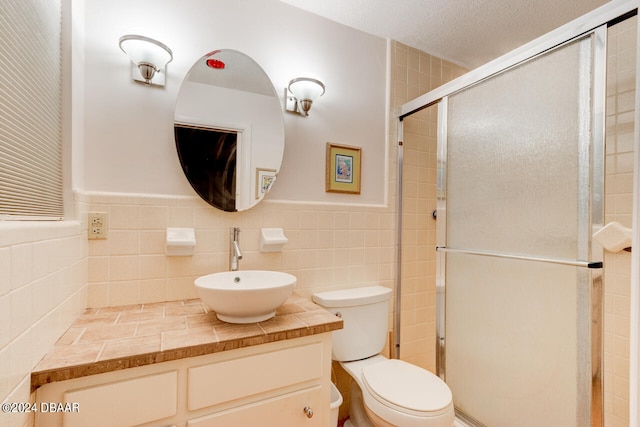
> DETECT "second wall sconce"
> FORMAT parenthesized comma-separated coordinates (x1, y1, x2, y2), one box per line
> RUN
(119, 34, 173, 86)
(285, 76, 325, 116)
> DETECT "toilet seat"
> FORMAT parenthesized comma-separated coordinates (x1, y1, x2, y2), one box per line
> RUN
(360, 359, 454, 426)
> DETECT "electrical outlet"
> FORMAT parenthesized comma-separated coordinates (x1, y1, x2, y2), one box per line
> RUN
(88, 212, 108, 239)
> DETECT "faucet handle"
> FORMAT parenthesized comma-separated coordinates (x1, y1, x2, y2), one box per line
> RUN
(232, 227, 241, 239)
(230, 227, 242, 271)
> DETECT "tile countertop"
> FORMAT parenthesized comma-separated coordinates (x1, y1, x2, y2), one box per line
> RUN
(31, 293, 343, 390)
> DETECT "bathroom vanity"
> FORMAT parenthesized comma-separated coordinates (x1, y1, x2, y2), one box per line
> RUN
(31, 294, 342, 427)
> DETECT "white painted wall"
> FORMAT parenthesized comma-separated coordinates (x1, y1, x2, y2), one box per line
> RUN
(82, 0, 388, 205)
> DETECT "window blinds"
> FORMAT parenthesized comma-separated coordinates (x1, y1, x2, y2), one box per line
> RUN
(0, 0, 63, 219)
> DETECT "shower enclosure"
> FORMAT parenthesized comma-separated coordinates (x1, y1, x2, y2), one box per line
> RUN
(395, 1, 636, 425)
(438, 30, 604, 426)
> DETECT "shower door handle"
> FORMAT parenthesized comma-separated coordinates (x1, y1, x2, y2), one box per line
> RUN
(435, 246, 603, 269)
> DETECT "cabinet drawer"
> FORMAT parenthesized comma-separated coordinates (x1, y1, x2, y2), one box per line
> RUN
(62, 371, 177, 427)
(188, 342, 323, 410)
(187, 385, 322, 427)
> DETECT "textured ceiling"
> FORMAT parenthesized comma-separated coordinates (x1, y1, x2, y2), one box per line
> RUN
(279, 0, 611, 69)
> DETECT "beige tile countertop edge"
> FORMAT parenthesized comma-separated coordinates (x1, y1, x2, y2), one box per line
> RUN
(31, 293, 342, 390)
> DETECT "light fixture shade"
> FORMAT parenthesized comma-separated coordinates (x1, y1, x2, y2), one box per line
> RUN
(119, 34, 173, 85)
(119, 34, 173, 68)
(288, 77, 325, 102)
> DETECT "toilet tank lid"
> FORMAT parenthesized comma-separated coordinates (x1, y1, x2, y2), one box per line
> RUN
(312, 286, 392, 308)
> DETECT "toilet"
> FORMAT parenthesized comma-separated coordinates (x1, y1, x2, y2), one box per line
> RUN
(313, 286, 454, 427)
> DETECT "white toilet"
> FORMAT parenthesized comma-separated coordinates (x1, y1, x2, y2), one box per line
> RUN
(313, 286, 455, 427)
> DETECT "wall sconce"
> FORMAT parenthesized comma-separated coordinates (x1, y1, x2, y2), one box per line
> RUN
(119, 34, 173, 86)
(285, 76, 325, 116)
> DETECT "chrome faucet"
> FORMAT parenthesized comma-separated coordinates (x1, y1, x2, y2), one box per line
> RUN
(230, 227, 243, 271)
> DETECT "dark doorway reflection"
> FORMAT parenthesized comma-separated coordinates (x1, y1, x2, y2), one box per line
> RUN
(175, 124, 237, 211)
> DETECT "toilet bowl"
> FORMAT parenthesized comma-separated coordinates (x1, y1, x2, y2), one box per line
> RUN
(313, 286, 454, 427)
(342, 355, 454, 427)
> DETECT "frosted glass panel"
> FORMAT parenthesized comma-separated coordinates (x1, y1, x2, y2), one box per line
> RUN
(446, 36, 591, 261)
(446, 254, 580, 426)
(443, 34, 595, 426)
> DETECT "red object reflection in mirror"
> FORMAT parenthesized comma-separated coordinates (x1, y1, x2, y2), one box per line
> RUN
(206, 59, 225, 69)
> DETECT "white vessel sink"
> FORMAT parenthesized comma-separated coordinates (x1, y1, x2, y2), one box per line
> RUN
(195, 270, 296, 323)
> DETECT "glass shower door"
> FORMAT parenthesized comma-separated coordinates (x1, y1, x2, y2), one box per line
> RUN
(438, 30, 604, 426)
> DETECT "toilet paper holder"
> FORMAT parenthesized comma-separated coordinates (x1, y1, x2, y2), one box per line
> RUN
(166, 228, 196, 256)
(260, 228, 288, 252)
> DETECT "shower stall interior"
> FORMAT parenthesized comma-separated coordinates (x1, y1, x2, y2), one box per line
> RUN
(396, 1, 637, 426)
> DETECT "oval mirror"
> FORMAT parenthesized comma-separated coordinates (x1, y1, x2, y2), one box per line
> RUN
(174, 49, 285, 212)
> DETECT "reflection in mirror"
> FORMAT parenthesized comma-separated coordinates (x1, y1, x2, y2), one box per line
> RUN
(174, 49, 285, 212)
(174, 125, 237, 211)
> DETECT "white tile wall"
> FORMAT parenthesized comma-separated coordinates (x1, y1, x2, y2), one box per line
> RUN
(85, 193, 397, 308)
(392, 41, 466, 370)
(603, 16, 636, 427)
(0, 214, 87, 427)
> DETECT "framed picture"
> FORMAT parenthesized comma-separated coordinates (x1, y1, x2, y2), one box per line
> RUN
(256, 168, 277, 199)
(326, 143, 361, 194)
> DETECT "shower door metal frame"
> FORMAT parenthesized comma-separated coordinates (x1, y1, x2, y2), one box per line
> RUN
(437, 29, 606, 426)
(395, 1, 637, 425)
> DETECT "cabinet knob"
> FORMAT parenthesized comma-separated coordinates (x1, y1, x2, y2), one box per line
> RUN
(303, 406, 314, 418)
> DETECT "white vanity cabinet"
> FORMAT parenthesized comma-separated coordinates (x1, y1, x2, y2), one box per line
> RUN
(187, 386, 323, 427)
(35, 333, 332, 427)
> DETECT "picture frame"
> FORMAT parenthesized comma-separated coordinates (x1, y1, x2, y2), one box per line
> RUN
(256, 168, 277, 199)
(326, 143, 361, 194)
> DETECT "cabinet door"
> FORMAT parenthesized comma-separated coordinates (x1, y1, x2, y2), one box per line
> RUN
(62, 371, 177, 427)
(187, 386, 322, 427)
(188, 342, 323, 410)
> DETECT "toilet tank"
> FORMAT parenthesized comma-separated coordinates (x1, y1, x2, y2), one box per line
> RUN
(312, 286, 392, 362)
